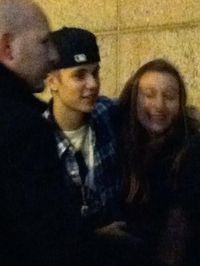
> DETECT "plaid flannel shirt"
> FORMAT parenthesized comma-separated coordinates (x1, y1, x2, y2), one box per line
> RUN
(43, 96, 120, 221)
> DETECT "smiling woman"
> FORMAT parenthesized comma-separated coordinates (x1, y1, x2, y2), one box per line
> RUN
(137, 71, 180, 136)
(118, 59, 200, 266)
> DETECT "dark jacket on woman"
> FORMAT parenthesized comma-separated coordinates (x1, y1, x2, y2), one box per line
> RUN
(0, 64, 72, 266)
(122, 111, 200, 266)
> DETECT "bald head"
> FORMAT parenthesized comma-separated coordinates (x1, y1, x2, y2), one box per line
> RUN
(0, 0, 48, 35)
(0, 0, 58, 91)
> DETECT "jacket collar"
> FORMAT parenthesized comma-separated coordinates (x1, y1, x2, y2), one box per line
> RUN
(0, 63, 46, 112)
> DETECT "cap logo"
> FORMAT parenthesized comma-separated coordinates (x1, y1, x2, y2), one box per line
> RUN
(74, 54, 87, 63)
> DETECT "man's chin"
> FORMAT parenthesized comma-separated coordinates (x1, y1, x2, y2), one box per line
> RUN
(84, 104, 96, 113)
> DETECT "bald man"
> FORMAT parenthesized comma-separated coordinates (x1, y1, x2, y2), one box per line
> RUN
(0, 1, 69, 265)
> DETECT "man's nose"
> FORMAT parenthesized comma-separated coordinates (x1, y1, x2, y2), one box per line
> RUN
(86, 74, 99, 90)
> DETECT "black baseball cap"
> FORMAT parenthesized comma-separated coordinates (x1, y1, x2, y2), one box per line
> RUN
(50, 27, 100, 69)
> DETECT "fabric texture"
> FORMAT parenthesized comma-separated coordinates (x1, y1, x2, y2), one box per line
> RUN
(123, 115, 200, 266)
(43, 96, 122, 266)
(43, 96, 121, 226)
(0, 64, 73, 266)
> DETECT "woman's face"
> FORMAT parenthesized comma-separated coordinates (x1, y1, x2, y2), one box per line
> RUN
(136, 71, 180, 136)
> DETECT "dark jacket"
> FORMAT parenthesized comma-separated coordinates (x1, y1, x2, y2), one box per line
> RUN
(123, 115, 200, 266)
(0, 64, 70, 266)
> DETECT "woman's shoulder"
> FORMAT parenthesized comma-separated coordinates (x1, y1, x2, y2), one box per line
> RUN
(175, 110, 200, 207)
(186, 106, 200, 136)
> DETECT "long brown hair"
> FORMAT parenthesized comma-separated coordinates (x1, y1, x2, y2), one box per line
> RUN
(119, 59, 188, 203)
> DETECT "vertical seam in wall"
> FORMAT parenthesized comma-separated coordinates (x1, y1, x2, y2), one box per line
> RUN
(116, 0, 120, 95)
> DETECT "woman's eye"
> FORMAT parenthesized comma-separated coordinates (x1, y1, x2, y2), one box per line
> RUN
(165, 95, 173, 100)
(164, 94, 176, 101)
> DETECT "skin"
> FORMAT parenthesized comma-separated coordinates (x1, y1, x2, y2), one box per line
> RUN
(137, 71, 180, 137)
(0, 0, 58, 91)
(48, 63, 100, 130)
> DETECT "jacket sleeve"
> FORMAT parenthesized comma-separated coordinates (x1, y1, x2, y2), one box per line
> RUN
(155, 207, 191, 266)
(155, 138, 200, 266)
(0, 114, 68, 265)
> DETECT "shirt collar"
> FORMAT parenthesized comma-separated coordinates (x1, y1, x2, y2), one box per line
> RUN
(43, 101, 71, 157)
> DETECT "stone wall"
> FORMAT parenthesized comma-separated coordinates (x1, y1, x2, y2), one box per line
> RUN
(35, 0, 200, 107)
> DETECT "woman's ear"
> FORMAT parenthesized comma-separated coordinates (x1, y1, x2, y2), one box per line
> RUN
(0, 33, 14, 61)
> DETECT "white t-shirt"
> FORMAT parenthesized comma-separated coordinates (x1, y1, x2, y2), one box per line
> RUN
(64, 125, 91, 166)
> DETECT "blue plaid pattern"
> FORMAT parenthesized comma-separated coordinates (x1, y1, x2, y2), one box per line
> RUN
(43, 96, 120, 219)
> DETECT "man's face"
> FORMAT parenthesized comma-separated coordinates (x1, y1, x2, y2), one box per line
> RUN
(10, 21, 58, 92)
(50, 63, 100, 114)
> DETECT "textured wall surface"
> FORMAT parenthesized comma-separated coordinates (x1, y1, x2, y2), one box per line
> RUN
(35, 0, 200, 108)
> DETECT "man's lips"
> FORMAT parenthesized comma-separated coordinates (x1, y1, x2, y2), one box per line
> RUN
(82, 94, 98, 101)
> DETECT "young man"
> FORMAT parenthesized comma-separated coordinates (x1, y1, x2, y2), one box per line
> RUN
(0, 1, 70, 265)
(44, 27, 127, 265)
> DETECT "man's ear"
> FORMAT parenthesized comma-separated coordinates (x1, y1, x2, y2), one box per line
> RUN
(0, 33, 13, 61)
(46, 73, 59, 92)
